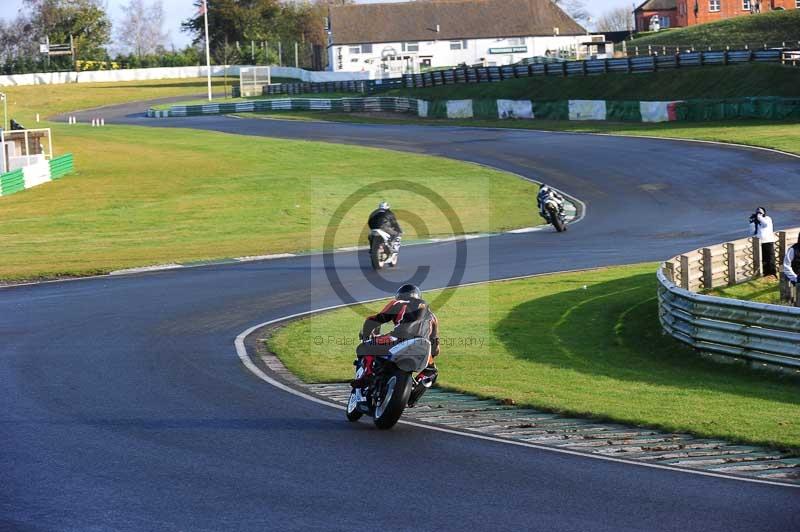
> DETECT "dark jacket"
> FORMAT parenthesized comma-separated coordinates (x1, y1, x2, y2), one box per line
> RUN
(368, 208, 402, 235)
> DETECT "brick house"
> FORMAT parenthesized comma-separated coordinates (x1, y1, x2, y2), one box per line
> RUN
(677, 0, 798, 26)
(635, 1, 680, 32)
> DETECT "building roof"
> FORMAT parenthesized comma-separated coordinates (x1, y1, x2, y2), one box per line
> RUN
(634, 0, 678, 12)
(329, 0, 587, 46)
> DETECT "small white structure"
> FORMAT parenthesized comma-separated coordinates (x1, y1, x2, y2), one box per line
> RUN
(0, 128, 53, 174)
(239, 66, 272, 97)
(327, 0, 597, 77)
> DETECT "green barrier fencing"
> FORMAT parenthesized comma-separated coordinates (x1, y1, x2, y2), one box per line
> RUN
(675, 97, 800, 121)
(427, 100, 449, 119)
(606, 100, 643, 122)
(472, 99, 499, 119)
(0, 169, 25, 196)
(49, 153, 75, 180)
(533, 101, 569, 121)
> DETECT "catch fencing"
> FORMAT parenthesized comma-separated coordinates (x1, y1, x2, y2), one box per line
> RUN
(658, 228, 800, 370)
(400, 48, 789, 90)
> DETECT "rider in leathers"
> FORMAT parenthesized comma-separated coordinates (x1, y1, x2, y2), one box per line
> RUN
(352, 284, 439, 401)
(536, 185, 565, 222)
(367, 201, 403, 251)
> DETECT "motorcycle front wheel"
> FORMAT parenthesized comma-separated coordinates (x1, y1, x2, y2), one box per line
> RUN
(373, 370, 413, 430)
(547, 205, 566, 233)
(370, 238, 385, 270)
(346, 388, 363, 422)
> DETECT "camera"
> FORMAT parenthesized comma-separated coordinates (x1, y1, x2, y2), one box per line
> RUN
(749, 213, 758, 224)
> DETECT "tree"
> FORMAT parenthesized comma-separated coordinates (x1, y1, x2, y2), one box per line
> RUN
(24, 0, 111, 60)
(552, 0, 590, 25)
(595, 7, 634, 32)
(117, 0, 168, 58)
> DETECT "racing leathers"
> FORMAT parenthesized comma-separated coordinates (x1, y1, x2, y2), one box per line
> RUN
(353, 298, 440, 389)
(368, 207, 403, 250)
(537, 188, 565, 221)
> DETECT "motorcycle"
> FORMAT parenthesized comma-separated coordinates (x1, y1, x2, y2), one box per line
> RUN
(346, 337, 435, 430)
(542, 196, 567, 233)
(369, 229, 400, 270)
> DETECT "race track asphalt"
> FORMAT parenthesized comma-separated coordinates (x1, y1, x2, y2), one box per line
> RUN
(2, 105, 799, 531)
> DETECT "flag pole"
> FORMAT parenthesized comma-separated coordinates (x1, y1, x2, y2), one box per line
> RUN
(203, 0, 212, 101)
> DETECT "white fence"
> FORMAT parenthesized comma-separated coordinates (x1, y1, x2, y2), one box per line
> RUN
(0, 65, 380, 87)
(658, 228, 800, 370)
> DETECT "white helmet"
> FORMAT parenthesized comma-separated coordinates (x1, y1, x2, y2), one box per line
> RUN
(379, 201, 390, 210)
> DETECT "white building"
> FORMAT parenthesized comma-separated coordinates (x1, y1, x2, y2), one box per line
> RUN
(328, 0, 597, 77)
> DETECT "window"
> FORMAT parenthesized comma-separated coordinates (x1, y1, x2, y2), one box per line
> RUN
(361, 44, 373, 54)
(449, 40, 468, 50)
(349, 46, 361, 54)
(742, 0, 750, 9)
(660, 16, 671, 28)
(402, 42, 419, 52)
(507, 37, 525, 46)
(709, 0, 720, 11)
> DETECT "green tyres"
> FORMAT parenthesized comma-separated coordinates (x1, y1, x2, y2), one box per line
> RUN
(270, 264, 800, 453)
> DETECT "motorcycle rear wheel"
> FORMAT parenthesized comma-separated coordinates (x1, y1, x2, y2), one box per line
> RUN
(373, 370, 413, 430)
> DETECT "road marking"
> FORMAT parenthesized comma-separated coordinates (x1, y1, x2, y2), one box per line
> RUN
(234, 289, 797, 489)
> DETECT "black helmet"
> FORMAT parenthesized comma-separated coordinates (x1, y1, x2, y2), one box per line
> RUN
(396, 284, 421, 300)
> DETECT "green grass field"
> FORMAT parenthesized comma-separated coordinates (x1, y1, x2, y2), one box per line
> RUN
(388, 63, 800, 101)
(0, 78, 539, 281)
(269, 264, 800, 452)
(707, 276, 786, 305)
(630, 10, 800, 49)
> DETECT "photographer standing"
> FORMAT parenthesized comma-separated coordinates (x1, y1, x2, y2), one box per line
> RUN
(783, 233, 800, 287)
(750, 207, 777, 277)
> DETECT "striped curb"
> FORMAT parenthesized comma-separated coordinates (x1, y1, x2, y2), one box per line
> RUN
(244, 323, 799, 488)
(0, 154, 74, 198)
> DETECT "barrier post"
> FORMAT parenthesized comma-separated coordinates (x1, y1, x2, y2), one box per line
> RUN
(777, 231, 787, 264)
(680, 255, 690, 289)
(726, 243, 736, 286)
(702, 248, 713, 289)
(664, 261, 675, 283)
(795, 284, 800, 307)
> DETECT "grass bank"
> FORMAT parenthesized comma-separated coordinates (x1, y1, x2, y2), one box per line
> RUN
(630, 10, 800, 49)
(386, 64, 800, 101)
(0, 79, 538, 281)
(707, 276, 785, 305)
(270, 264, 800, 452)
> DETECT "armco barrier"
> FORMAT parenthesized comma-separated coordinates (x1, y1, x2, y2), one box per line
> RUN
(657, 228, 800, 370)
(401, 49, 791, 89)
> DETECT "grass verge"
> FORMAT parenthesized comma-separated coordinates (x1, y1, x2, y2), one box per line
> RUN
(629, 10, 800, 49)
(707, 276, 785, 305)
(0, 79, 539, 281)
(269, 264, 800, 452)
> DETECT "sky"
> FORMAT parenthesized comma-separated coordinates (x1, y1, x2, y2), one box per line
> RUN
(0, 0, 637, 50)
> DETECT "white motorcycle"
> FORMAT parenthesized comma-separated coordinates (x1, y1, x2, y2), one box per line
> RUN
(369, 229, 400, 270)
(347, 337, 435, 430)
(542, 196, 567, 233)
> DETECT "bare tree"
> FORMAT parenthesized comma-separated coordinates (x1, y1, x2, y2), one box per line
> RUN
(552, 0, 590, 25)
(117, 0, 168, 58)
(595, 7, 634, 32)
